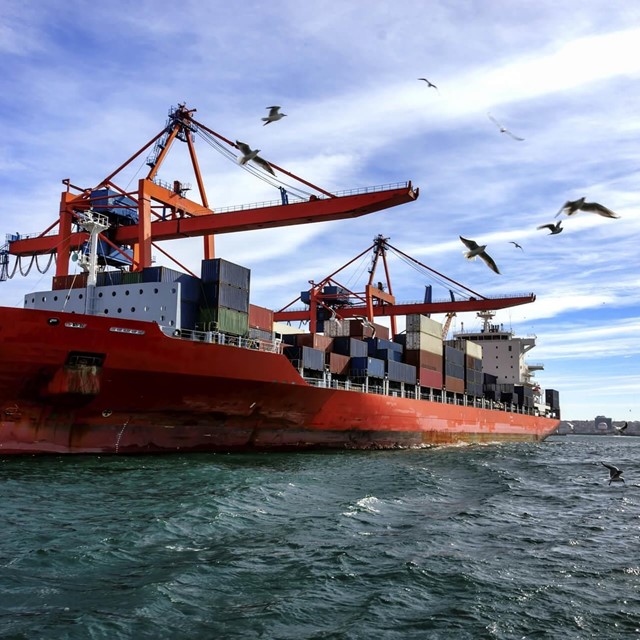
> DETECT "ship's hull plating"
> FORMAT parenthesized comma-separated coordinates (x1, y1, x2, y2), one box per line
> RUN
(0, 307, 559, 454)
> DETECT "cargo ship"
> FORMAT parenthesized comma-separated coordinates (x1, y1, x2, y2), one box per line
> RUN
(0, 104, 559, 454)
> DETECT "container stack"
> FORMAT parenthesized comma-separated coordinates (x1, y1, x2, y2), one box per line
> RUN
(400, 314, 444, 390)
(248, 304, 274, 341)
(443, 344, 465, 393)
(52, 273, 88, 290)
(514, 384, 534, 408)
(283, 345, 325, 372)
(447, 338, 483, 397)
(198, 258, 250, 336)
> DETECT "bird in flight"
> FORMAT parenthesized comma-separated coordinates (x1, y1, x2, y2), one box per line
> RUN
(262, 106, 287, 126)
(487, 113, 524, 141)
(509, 241, 523, 251)
(459, 236, 500, 274)
(235, 141, 276, 175)
(536, 221, 563, 235)
(554, 197, 620, 219)
(601, 462, 625, 485)
(615, 421, 628, 434)
(418, 78, 438, 91)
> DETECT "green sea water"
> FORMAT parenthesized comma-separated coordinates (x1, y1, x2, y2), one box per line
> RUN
(1, 436, 639, 639)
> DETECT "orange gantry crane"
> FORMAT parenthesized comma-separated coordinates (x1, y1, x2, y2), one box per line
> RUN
(274, 235, 535, 335)
(5, 103, 419, 279)
(3, 103, 535, 326)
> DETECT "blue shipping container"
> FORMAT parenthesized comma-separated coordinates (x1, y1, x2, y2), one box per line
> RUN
(376, 348, 403, 362)
(350, 356, 385, 379)
(366, 337, 403, 356)
(332, 337, 368, 357)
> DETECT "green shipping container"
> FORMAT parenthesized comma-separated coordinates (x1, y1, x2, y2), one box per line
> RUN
(122, 271, 143, 284)
(198, 306, 249, 336)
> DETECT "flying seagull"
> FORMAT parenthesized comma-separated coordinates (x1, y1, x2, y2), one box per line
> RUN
(554, 197, 620, 219)
(262, 106, 286, 126)
(418, 78, 438, 91)
(235, 140, 276, 175)
(615, 421, 628, 434)
(487, 113, 524, 141)
(459, 236, 500, 274)
(509, 241, 523, 251)
(536, 221, 563, 235)
(601, 462, 625, 485)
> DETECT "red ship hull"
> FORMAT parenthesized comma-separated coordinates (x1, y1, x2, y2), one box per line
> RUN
(0, 307, 559, 454)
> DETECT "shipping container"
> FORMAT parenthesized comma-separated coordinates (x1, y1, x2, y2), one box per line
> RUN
(294, 333, 334, 351)
(446, 338, 483, 360)
(405, 314, 443, 336)
(283, 346, 325, 371)
(365, 337, 403, 356)
(323, 318, 352, 337)
(201, 282, 250, 313)
(248, 304, 273, 331)
(404, 331, 443, 353)
(142, 266, 201, 302)
(121, 271, 143, 284)
(444, 345, 464, 366)
(248, 327, 273, 341)
(332, 337, 368, 357)
(350, 356, 385, 379)
(96, 271, 123, 286)
(404, 348, 443, 371)
(52, 273, 88, 290)
(197, 306, 249, 336)
(327, 352, 350, 375)
(484, 372, 498, 385)
(376, 348, 403, 362)
(201, 258, 250, 289)
(418, 368, 443, 389)
(444, 375, 465, 393)
(386, 360, 417, 384)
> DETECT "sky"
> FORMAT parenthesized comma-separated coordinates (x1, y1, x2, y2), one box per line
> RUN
(1, 1, 639, 421)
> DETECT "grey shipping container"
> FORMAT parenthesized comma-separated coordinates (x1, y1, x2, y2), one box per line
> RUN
(200, 282, 250, 313)
(284, 346, 325, 372)
(386, 360, 417, 384)
(365, 337, 403, 355)
(201, 258, 250, 290)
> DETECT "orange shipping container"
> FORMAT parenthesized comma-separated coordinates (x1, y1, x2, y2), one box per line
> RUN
(248, 304, 273, 330)
(444, 375, 465, 393)
(404, 349, 443, 371)
(52, 273, 88, 290)
(327, 352, 350, 375)
(296, 333, 334, 351)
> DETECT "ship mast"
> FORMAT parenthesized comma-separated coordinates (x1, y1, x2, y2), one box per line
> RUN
(74, 209, 109, 315)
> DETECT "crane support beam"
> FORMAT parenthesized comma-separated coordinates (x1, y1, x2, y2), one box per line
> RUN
(273, 295, 536, 322)
(7, 183, 419, 258)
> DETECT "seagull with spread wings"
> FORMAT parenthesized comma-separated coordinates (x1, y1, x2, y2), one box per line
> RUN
(554, 197, 620, 219)
(487, 113, 524, 141)
(459, 236, 500, 274)
(536, 221, 563, 235)
(418, 77, 438, 91)
(235, 141, 276, 175)
(601, 462, 625, 485)
(261, 106, 286, 126)
(509, 241, 523, 251)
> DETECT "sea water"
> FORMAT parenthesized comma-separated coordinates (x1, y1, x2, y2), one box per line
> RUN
(1, 435, 638, 639)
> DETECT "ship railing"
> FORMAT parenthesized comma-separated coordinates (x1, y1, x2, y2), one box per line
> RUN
(163, 326, 283, 353)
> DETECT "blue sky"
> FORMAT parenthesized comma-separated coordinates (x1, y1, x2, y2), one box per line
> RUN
(1, 1, 638, 421)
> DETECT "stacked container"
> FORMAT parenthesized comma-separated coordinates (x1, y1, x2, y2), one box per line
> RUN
(198, 258, 250, 336)
(401, 314, 444, 390)
(248, 304, 274, 341)
(447, 338, 483, 397)
(443, 344, 465, 393)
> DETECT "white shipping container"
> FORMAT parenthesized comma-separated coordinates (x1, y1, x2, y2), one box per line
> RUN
(405, 314, 443, 337)
(405, 331, 443, 353)
(323, 318, 352, 337)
